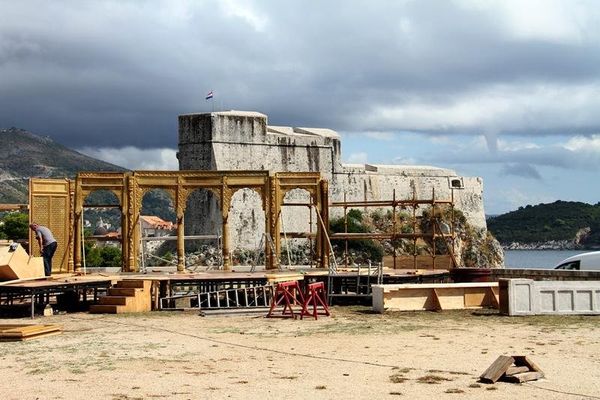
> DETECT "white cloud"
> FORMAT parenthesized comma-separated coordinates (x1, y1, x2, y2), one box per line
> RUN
(220, 0, 268, 32)
(346, 152, 369, 164)
(79, 147, 178, 170)
(497, 139, 541, 152)
(364, 131, 395, 141)
(365, 83, 600, 135)
(564, 134, 600, 152)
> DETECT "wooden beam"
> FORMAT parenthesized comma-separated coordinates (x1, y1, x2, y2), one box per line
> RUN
(480, 356, 515, 383)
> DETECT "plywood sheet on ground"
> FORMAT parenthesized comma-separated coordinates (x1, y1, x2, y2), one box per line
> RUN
(0, 324, 62, 341)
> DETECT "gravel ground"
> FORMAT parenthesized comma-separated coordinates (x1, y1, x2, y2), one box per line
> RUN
(0, 307, 599, 400)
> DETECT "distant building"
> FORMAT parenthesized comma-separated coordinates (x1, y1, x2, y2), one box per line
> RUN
(140, 215, 175, 238)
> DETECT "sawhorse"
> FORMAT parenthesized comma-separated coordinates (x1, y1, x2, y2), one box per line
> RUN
(266, 280, 305, 319)
(301, 281, 330, 320)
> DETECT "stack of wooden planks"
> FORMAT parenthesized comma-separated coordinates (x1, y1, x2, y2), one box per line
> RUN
(0, 324, 62, 341)
(480, 355, 544, 384)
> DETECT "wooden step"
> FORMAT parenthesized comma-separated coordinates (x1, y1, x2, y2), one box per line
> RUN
(89, 304, 122, 314)
(91, 279, 153, 314)
(99, 296, 129, 306)
(108, 287, 136, 297)
(116, 280, 148, 289)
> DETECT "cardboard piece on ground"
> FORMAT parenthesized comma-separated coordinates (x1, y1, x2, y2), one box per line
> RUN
(0, 243, 45, 281)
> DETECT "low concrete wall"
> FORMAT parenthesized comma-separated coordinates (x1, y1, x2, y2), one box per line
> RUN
(499, 278, 600, 316)
(453, 268, 600, 282)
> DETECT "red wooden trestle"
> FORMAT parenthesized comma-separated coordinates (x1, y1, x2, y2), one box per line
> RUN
(301, 281, 330, 320)
(267, 280, 305, 319)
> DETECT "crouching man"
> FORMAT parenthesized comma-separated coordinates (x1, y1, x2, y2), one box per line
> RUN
(29, 223, 58, 277)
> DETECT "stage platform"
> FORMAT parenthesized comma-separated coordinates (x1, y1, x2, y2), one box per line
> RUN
(0, 275, 112, 318)
(0, 268, 449, 317)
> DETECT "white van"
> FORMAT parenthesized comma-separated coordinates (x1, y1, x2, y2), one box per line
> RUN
(554, 251, 600, 271)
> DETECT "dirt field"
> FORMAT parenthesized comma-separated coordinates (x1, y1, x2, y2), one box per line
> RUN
(1, 307, 599, 400)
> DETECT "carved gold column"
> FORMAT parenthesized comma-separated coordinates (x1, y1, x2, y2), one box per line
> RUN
(319, 179, 329, 269)
(68, 179, 75, 272)
(268, 176, 281, 270)
(73, 180, 83, 271)
(263, 180, 272, 269)
(124, 173, 140, 272)
(176, 180, 187, 272)
(221, 178, 232, 270)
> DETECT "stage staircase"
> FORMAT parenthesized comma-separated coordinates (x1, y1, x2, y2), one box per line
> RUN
(90, 280, 152, 314)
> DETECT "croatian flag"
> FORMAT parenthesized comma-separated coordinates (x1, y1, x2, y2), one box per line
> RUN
(205, 91, 214, 100)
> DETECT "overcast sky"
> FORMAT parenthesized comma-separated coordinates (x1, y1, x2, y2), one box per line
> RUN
(2, 0, 600, 214)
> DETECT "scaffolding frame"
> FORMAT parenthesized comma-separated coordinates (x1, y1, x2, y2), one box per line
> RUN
(329, 187, 458, 270)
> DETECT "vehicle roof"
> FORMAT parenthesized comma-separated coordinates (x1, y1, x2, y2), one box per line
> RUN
(555, 251, 600, 266)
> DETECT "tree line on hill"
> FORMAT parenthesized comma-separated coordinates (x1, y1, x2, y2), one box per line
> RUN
(487, 200, 600, 247)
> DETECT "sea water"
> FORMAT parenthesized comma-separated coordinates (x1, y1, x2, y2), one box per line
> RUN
(503, 249, 584, 269)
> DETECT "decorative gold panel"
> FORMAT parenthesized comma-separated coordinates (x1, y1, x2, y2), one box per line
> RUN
(29, 179, 72, 273)
(31, 170, 328, 273)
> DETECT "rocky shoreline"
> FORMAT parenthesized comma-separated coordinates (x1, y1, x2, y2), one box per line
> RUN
(503, 241, 600, 251)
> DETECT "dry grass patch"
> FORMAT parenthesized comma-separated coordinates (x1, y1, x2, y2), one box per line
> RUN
(416, 374, 452, 384)
(389, 373, 409, 383)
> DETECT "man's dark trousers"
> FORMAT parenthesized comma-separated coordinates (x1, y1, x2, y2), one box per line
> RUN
(42, 242, 58, 276)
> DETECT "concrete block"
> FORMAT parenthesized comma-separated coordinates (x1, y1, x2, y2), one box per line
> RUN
(500, 278, 600, 316)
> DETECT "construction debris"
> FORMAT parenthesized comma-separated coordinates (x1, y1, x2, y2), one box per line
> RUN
(0, 324, 62, 341)
(0, 241, 44, 281)
(480, 355, 544, 384)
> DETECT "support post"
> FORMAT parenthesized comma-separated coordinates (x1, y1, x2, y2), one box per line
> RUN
(176, 184, 187, 272)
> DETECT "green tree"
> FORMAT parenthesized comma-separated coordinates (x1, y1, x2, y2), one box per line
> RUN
(100, 247, 122, 268)
(0, 212, 29, 240)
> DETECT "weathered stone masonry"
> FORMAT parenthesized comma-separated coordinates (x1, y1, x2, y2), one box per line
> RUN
(177, 111, 486, 249)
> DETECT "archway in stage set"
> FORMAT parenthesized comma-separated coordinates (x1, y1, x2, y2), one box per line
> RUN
(82, 189, 123, 270)
(139, 188, 177, 270)
(280, 188, 318, 267)
(30, 171, 328, 272)
(228, 188, 267, 267)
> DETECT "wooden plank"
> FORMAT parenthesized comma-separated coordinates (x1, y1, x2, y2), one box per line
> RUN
(505, 366, 530, 376)
(434, 287, 466, 309)
(486, 287, 500, 308)
(502, 371, 544, 383)
(480, 356, 515, 383)
(0, 331, 62, 342)
(513, 355, 543, 372)
(430, 289, 442, 311)
(0, 326, 62, 338)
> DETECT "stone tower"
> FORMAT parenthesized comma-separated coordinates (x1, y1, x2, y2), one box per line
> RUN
(178, 110, 487, 252)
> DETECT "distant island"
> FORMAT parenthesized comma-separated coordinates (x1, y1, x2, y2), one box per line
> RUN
(487, 200, 600, 250)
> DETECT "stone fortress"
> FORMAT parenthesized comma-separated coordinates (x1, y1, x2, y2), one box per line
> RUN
(177, 111, 487, 253)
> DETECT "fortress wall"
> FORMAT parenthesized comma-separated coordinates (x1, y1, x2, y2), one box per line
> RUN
(178, 111, 487, 252)
(331, 171, 485, 230)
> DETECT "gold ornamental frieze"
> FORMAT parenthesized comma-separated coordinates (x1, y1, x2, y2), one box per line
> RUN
(29, 170, 328, 273)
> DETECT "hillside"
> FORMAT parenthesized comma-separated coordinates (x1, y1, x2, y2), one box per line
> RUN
(0, 127, 125, 203)
(0, 127, 175, 226)
(487, 200, 600, 248)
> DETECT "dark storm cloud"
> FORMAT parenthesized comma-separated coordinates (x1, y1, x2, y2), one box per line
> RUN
(1, 0, 600, 149)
